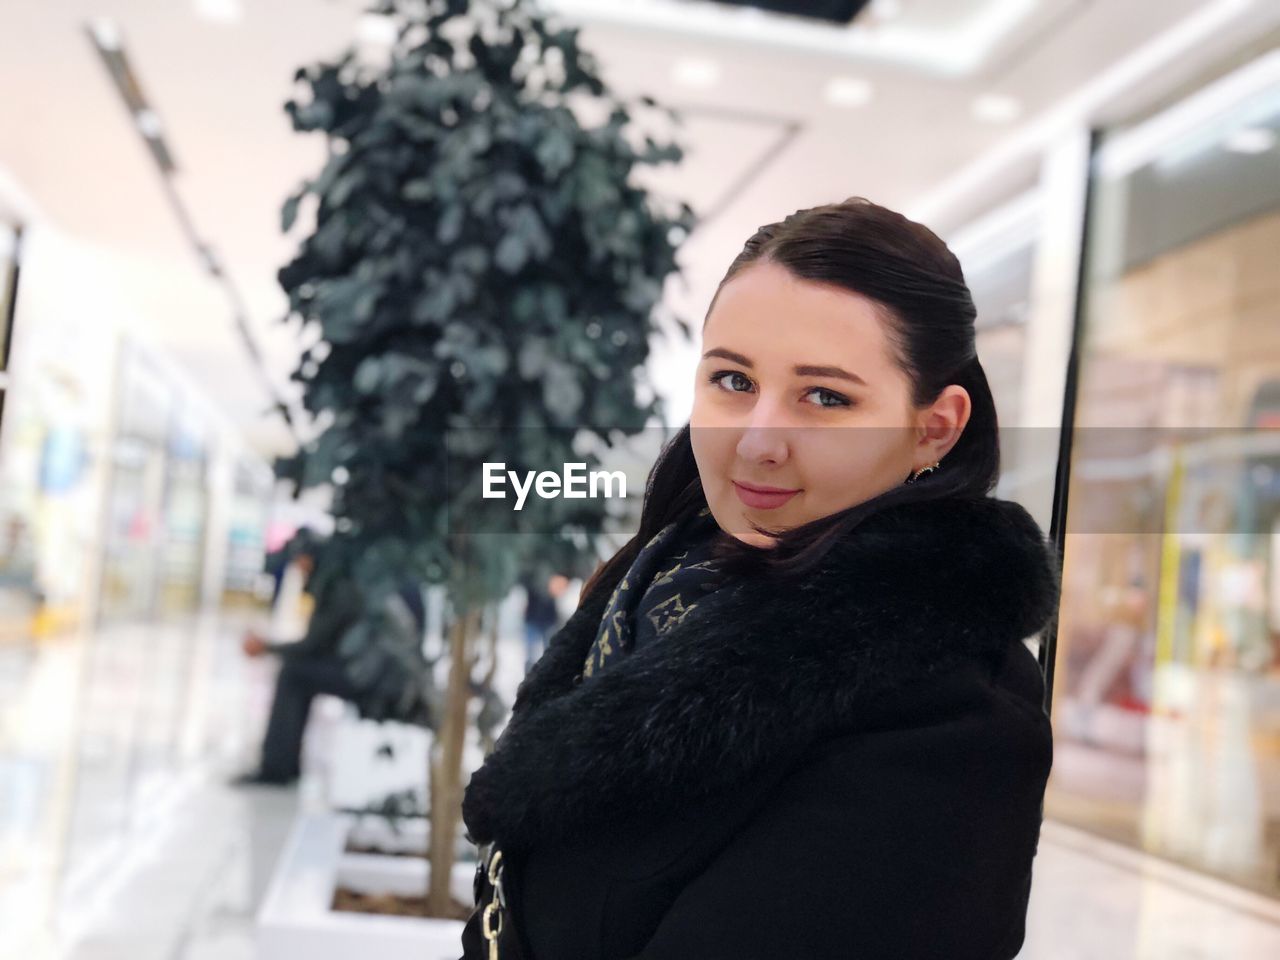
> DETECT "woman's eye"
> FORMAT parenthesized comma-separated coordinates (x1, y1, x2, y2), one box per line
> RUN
(708, 370, 753, 393)
(804, 387, 852, 409)
(708, 371, 852, 409)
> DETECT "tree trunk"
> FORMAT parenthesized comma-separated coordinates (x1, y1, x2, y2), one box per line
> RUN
(426, 603, 481, 917)
(479, 602, 500, 755)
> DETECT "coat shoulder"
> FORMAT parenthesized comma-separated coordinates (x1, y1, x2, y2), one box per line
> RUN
(810, 642, 1051, 778)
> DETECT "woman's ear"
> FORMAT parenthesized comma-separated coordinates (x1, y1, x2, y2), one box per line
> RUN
(916, 386, 970, 460)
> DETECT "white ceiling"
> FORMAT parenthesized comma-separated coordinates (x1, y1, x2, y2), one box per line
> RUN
(1, 0, 1277, 456)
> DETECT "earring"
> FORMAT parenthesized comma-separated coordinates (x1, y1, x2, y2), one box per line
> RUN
(905, 459, 942, 484)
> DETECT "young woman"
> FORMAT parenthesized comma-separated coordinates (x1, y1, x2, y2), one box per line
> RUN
(459, 196, 1062, 960)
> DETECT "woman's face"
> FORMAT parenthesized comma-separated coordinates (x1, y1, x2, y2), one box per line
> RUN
(690, 260, 970, 548)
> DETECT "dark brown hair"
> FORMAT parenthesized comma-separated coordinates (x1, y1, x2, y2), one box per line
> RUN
(580, 196, 1000, 603)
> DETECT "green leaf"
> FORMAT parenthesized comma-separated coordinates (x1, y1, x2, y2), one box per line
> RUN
(402, 178, 434, 201)
(412, 369, 439, 403)
(542, 360, 584, 420)
(535, 127, 575, 178)
(493, 231, 527, 274)
(354, 284, 380, 323)
(539, 285, 567, 325)
(517, 337, 549, 378)
(354, 357, 382, 394)
(282, 192, 302, 232)
(451, 245, 489, 275)
(437, 203, 465, 244)
(329, 168, 366, 207)
(411, 282, 457, 325)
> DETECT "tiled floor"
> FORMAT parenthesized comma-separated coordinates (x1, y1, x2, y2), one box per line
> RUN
(2, 611, 1279, 959)
(1027, 820, 1280, 958)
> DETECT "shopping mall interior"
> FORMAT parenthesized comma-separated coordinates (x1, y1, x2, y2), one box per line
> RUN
(2, 1, 1280, 958)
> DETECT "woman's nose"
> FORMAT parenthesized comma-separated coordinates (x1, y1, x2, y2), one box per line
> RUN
(735, 398, 790, 463)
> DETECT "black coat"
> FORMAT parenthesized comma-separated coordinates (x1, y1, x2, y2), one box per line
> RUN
(460, 495, 1062, 960)
(266, 574, 363, 661)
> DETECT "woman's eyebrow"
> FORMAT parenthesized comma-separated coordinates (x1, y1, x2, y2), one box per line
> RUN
(701, 347, 867, 386)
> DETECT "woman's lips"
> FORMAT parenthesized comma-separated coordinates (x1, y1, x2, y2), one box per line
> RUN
(732, 481, 800, 510)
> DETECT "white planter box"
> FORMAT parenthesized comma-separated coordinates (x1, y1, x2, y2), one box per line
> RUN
(257, 812, 476, 960)
(325, 715, 431, 811)
(346, 813, 429, 857)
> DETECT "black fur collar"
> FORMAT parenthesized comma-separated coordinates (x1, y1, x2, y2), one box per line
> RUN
(462, 495, 1061, 853)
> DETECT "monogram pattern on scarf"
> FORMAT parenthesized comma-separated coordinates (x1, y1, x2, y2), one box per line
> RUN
(581, 506, 723, 680)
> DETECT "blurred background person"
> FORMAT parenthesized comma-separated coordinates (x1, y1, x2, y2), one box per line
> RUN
(233, 537, 364, 785)
(520, 570, 566, 675)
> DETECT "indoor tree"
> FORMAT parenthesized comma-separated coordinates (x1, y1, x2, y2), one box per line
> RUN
(275, 0, 696, 918)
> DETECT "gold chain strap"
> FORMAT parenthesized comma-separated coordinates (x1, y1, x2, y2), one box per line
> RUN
(481, 847, 505, 960)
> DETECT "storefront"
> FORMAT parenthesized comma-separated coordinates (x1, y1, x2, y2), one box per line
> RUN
(1047, 50, 1280, 898)
(0, 224, 116, 639)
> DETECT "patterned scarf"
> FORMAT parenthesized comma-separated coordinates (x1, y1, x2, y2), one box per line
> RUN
(580, 506, 726, 681)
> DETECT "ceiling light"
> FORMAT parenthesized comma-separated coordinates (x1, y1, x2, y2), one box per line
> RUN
(88, 17, 121, 51)
(135, 108, 163, 138)
(671, 57, 721, 88)
(193, 0, 242, 23)
(1098, 47, 1280, 179)
(869, 0, 903, 20)
(1223, 126, 1276, 154)
(971, 93, 1022, 123)
(910, 0, 1255, 224)
(356, 13, 398, 46)
(539, 0, 1039, 77)
(824, 76, 874, 107)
